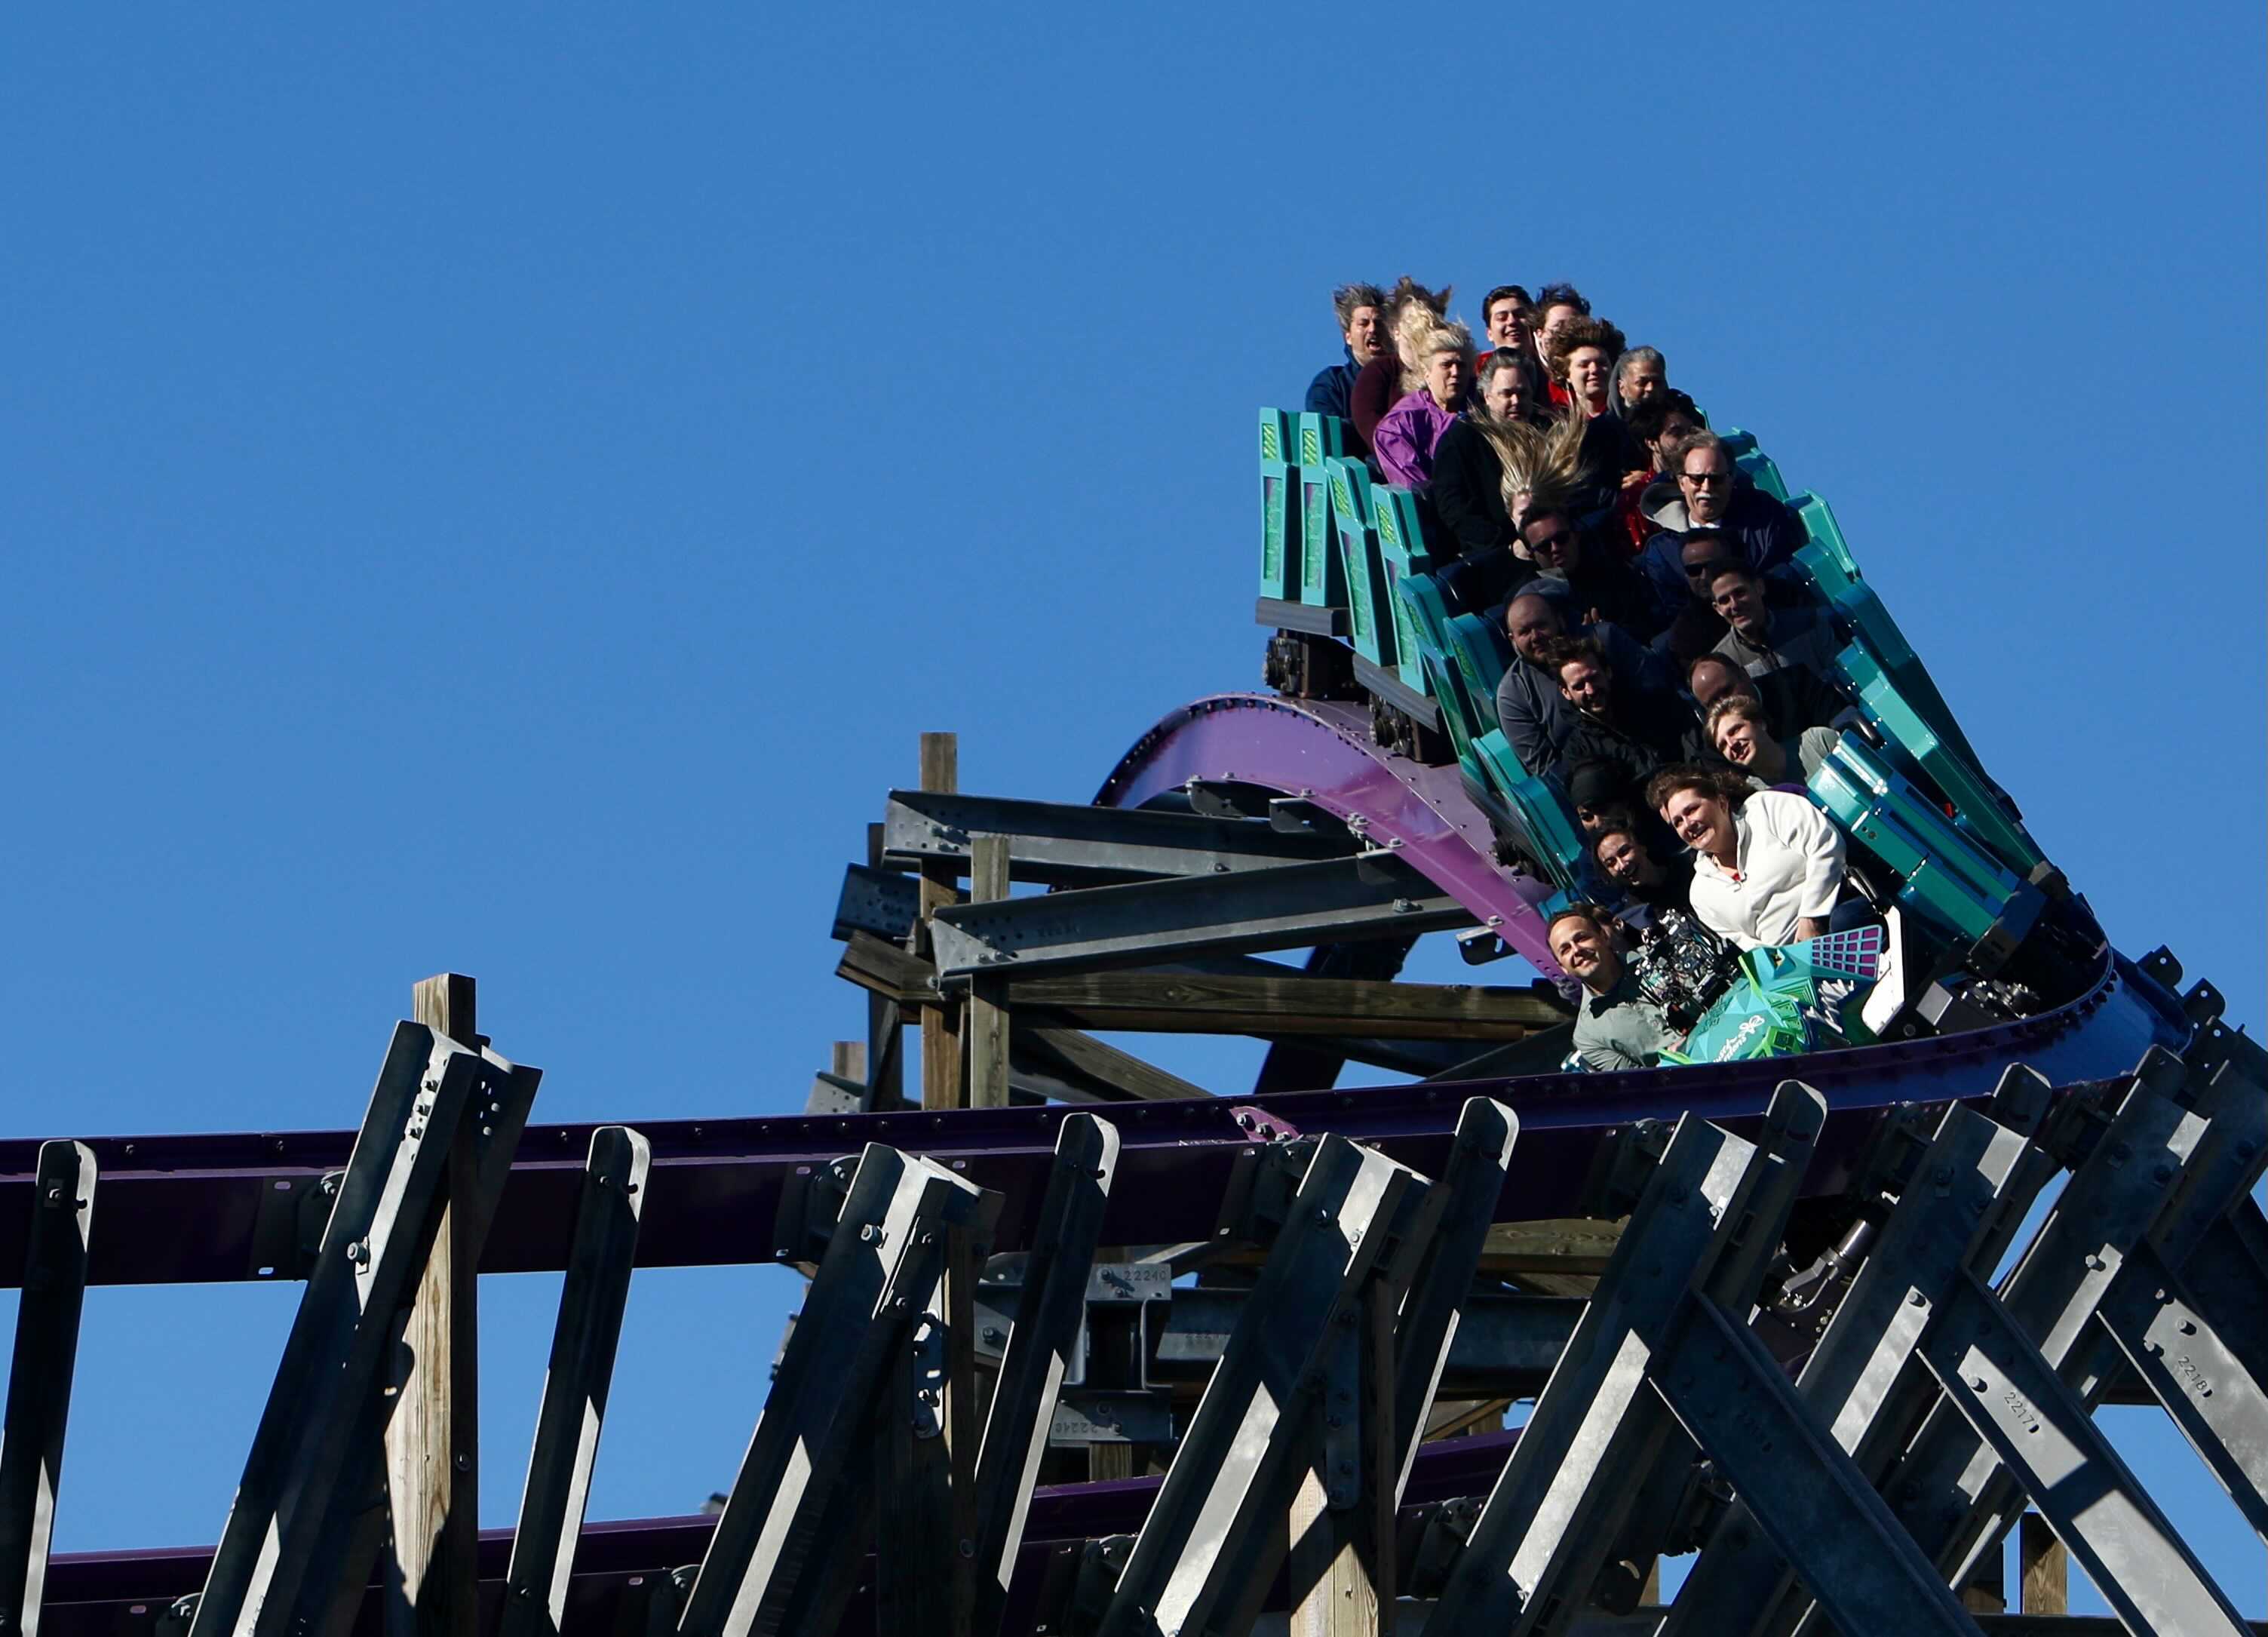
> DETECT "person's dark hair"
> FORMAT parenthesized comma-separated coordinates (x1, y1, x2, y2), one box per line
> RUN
(1540, 633, 1609, 679)
(1383, 275, 1452, 326)
(1519, 498, 1576, 538)
(1546, 315, 1629, 383)
(1545, 901, 1613, 944)
(1593, 823, 1643, 858)
(1332, 283, 1387, 330)
(1478, 346, 1543, 392)
(1628, 389, 1706, 445)
(1674, 430, 1734, 475)
(1483, 284, 1533, 321)
(1534, 281, 1590, 317)
(1644, 762, 1749, 815)
(1708, 561, 1765, 595)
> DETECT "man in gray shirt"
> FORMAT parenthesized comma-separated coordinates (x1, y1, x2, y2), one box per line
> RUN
(1548, 904, 1686, 1072)
(1707, 564, 1843, 683)
(1492, 591, 1668, 781)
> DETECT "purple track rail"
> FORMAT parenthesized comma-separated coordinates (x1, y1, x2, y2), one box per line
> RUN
(1094, 693, 1567, 978)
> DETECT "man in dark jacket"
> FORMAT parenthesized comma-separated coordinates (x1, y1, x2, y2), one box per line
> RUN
(1637, 431, 1809, 622)
(1491, 591, 1669, 781)
(1513, 504, 1661, 640)
(1708, 564, 1843, 684)
(1304, 283, 1388, 445)
(1431, 353, 1530, 557)
(1544, 632, 1701, 797)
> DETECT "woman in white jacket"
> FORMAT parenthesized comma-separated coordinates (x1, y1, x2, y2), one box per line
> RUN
(1644, 764, 1848, 949)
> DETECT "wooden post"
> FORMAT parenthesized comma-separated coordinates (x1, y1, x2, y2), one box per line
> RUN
(916, 733, 965, 1110)
(2019, 1513, 2067, 1614)
(965, 834, 1011, 1109)
(830, 1041, 867, 1083)
(386, 974, 482, 1637)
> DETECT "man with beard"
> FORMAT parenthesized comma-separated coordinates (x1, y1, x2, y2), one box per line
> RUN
(1551, 904, 1685, 1072)
(1638, 431, 1808, 621)
(1545, 633, 1701, 797)
(1491, 591, 1667, 780)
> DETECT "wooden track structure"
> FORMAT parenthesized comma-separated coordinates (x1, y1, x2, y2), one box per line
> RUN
(0, 740, 2262, 1635)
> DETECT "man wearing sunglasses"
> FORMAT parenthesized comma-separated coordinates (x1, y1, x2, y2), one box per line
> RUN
(1513, 504, 1660, 640)
(1637, 431, 1809, 623)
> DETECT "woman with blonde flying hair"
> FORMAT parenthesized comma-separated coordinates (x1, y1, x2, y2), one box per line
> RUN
(1347, 276, 1450, 453)
(1371, 319, 1475, 489)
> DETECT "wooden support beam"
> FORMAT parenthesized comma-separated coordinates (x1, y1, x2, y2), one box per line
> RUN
(1017, 1026, 1209, 1104)
(917, 733, 965, 1110)
(1000, 971, 1569, 1040)
(865, 824, 907, 1109)
(836, 932, 1211, 1104)
(387, 974, 483, 1637)
(966, 835, 1012, 1109)
(2019, 1511, 2067, 1614)
(839, 929, 938, 1006)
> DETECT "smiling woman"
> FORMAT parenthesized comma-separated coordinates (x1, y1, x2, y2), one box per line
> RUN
(1647, 766, 1846, 950)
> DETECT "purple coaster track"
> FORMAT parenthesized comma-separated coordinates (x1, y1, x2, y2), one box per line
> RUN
(1094, 693, 1567, 979)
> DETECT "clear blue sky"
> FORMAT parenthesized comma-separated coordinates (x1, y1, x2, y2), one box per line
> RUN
(2, 2, 2260, 1615)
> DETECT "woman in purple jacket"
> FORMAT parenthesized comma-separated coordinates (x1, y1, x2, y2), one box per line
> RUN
(1372, 320, 1475, 490)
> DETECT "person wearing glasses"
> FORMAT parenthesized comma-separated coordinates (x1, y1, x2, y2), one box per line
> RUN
(1512, 502, 1659, 637)
(1637, 431, 1808, 626)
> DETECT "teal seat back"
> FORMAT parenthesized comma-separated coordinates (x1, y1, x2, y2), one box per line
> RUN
(1257, 409, 1299, 601)
(1371, 486, 1435, 690)
(1809, 736, 2042, 963)
(1471, 729, 1589, 893)
(1442, 613, 1508, 734)
(1836, 643, 2042, 875)
(1324, 457, 1395, 667)
(1717, 426, 1791, 502)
